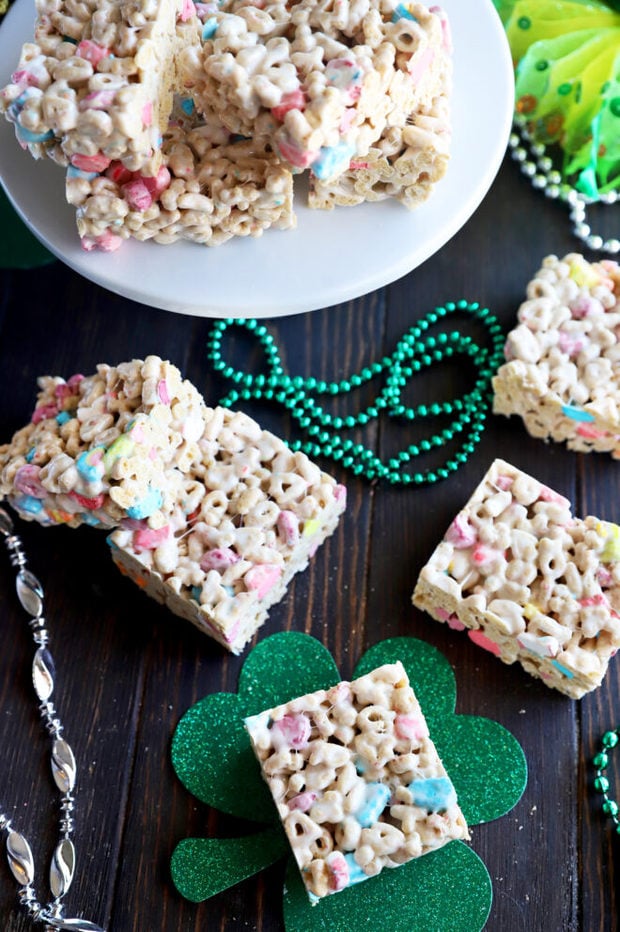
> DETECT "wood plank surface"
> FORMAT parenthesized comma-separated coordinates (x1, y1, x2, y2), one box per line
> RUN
(0, 149, 619, 932)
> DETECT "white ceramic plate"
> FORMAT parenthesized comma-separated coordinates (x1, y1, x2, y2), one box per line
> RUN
(0, 0, 513, 317)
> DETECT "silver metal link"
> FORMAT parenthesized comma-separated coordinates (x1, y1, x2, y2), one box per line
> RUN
(508, 122, 619, 255)
(0, 506, 105, 931)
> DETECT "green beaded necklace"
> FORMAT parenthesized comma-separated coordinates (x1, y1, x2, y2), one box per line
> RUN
(206, 301, 505, 485)
(592, 729, 620, 830)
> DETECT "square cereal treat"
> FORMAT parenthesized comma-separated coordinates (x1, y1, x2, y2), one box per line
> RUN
(0, 357, 206, 529)
(308, 69, 451, 210)
(107, 406, 347, 653)
(67, 95, 295, 252)
(493, 254, 620, 456)
(181, 0, 451, 182)
(412, 458, 620, 699)
(0, 0, 201, 174)
(244, 660, 469, 902)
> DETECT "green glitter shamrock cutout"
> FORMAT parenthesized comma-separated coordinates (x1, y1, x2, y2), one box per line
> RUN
(170, 633, 527, 931)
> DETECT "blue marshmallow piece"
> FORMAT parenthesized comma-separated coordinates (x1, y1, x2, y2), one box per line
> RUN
(311, 142, 356, 181)
(343, 853, 369, 887)
(391, 3, 418, 21)
(561, 404, 595, 423)
(126, 486, 164, 520)
(409, 776, 457, 813)
(354, 781, 391, 827)
(202, 16, 218, 39)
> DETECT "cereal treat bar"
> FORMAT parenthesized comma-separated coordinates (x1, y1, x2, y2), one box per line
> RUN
(107, 407, 347, 653)
(245, 660, 469, 902)
(183, 0, 450, 182)
(0, 0, 201, 174)
(412, 459, 620, 699)
(66, 95, 295, 250)
(0, 357, 206, 529)
(308, 80, 450, 209)
(493, 254, 620, 456)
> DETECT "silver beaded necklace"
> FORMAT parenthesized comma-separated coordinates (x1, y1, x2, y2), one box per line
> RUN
(509, 114, 620, 256)
(0, 507, 104, 931)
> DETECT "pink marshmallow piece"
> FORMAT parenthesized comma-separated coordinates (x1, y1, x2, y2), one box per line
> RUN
(326, 852, 349, 892)
(273, 713, 311, 748)
(468, 629, 502, 656)
(31, 403, 58, 423)
(142, 166, 171, 197)
(79, 90, 116, 111)
(76, 40, 110, 68)
(288, 791, 317, 812)
(394, 713, 429, 742)
(200, 547, 240, 572)
(277, 510, 300, 547)
(133, 525, 171, 552)
(121, 179, 154, 211)
(71, 151, 112, 173)
(244, 563, 282, 599)
(445, 513, 477, 549)
(14, 465, 47, 498)
(271, 88, 306, 123)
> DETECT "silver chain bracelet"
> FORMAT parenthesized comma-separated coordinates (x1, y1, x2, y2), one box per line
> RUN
(0, 506, 104, 932)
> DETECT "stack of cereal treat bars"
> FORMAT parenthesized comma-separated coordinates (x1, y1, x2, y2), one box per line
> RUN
(493, 254, 620, 455)
(0, 357, 346, 653)
(245, 660, 469, 902)
(412, 458, 620, 699)
(0, 0, 453, 250)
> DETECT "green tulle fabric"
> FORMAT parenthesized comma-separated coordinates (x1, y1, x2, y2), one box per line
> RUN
(494, 0, 620, 199)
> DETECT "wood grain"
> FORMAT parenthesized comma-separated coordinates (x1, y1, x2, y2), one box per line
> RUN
(0, 155, 619, 931)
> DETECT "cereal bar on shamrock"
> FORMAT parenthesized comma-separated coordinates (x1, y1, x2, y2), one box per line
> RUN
(182, 0, 450, 182)
(244, 660, 469, 902)
(107, 406, 347, 653)
(67, 95, 295, 251)
(412, 458, 620, 699)
(0, 357, 206, 528)
(0, 0, 201, 174)
(493, 254, 620, 456)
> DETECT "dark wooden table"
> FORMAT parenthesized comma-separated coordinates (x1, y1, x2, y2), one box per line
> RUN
(0, 150, 619, 931)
